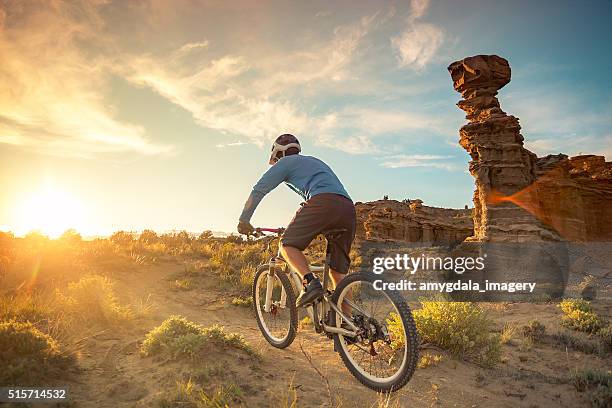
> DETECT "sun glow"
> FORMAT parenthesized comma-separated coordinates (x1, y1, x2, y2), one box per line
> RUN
(11, 187, 88, 238)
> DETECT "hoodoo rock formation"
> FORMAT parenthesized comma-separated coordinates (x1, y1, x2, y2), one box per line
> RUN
(355, 200, 472, 244)
(448, 54, 612, 243)
(448, 55, 559, 242)
(353, 54, 609, 299)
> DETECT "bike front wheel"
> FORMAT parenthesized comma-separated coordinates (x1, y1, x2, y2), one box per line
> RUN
(252, 264, 298, 348)
(330, 272, 419, 392)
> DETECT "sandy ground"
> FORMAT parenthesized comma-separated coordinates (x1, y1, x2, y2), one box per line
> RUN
(64, 262, 610, 408)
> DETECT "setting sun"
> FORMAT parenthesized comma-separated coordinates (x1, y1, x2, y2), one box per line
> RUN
(11, 188, 86, 238)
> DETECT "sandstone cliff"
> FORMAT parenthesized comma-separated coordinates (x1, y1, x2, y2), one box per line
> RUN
(355, 199, 472, 244)
(532, 154, 612, 241)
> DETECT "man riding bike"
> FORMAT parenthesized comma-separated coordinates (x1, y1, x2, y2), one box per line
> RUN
(237, 134, 356, 308)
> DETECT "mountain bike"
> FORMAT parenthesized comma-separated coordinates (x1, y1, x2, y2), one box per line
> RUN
(250, 227, 419, 392)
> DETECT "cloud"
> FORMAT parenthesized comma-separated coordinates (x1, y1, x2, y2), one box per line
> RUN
(380, 154, 455, 170)
(0, 1, 453, 160)
(216, 141, 247, 148)
(177, 40, 209, 54)
(526, 135, 612, 159)
(121, 12, 380, 149)
(0, 1, 172, 158)
(339, 107, 453, 135)
(503, 85, 612, 159)
(391, 0, 444, 70)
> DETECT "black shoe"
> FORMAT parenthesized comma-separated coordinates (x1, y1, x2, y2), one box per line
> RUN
(296, 279, 324, 308)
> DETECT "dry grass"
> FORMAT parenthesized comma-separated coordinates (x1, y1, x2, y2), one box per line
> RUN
(158, 378, 243, 408)
(55, 274, 134, 325)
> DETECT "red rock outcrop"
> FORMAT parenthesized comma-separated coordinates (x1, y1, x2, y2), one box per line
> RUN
(532, 154, 612, 241)
(355, 199, 472, 244)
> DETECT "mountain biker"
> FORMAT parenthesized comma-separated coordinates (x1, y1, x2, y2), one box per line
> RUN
(237, 134, 356, 309)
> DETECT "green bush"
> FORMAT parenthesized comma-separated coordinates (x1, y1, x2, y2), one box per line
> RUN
(141, 316, 256, 359)
(392, 301, 501, 367)
(0, 321, 74, 385)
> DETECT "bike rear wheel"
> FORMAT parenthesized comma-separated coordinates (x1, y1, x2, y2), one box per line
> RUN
(330, 272, 419, 392)
(252, 264, 298, 348)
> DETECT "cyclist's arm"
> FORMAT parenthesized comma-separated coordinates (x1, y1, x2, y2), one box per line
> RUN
(239, 158, 291, 222)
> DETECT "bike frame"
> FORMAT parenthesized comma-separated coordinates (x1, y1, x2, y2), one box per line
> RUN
(259, 228, 365, 337)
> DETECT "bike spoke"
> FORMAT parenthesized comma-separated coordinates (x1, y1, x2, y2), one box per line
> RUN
(256, 272, 291, 342)
(338, 280, 409, 382)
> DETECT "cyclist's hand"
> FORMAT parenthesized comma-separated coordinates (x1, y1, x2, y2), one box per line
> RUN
(237, 221, 255, 235)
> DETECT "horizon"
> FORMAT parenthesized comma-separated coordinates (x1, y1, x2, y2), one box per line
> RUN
(2, 0, 611, 238)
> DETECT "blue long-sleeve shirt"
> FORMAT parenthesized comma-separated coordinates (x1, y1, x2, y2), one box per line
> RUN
(239, 154, 351, 222)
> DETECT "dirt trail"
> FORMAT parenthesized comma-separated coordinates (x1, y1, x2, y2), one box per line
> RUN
(68, 262, 606, 407)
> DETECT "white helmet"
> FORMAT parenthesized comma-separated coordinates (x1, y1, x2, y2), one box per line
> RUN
(269, 134, 301, 164)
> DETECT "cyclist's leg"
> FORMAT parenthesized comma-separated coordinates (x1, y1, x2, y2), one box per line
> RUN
(280, 244, 311, 278)
(329, 198, 356, 316)
(331, 269, 352, 316)
(281, 196, 331, 278)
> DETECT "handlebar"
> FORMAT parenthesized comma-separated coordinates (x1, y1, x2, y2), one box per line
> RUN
(249, 227, 285, 238)
(258, 227, 283, 233)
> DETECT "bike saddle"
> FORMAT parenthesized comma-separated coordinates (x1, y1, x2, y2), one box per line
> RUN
(321, 228, 347, 240)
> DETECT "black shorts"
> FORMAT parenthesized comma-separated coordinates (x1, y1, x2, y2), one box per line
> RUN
(281, 193, 356, 274)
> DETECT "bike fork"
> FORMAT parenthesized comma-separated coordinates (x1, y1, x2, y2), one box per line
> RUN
(264, 259, 276, 313)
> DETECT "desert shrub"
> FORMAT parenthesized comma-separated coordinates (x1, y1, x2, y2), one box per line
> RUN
(209, 241, 268, 292)
(392, 301, 501, 367)
(597, 325, 612, 353)
(571, 369, 612, 408)
(59, 229, 82, 243)
(141, 316, 256, 359)
(0, 293, 51, 324)
(231, 296, 252, 307)
(417, 353, 443, 369)
(56, 275, 133, 325)
(500, 324, 517, 345)
(173, 279, 192, 290)
(158, 378, 243, 408)
(225, 234, 243, 244)
(139, 229, 159, 244)
(572, 369, 611, 391)
(0, 321, 74, 385)
(551, 332, 603, 355)
(559, 299, 604, 333)
(110, 231, 135, 246)
(559, 298, 592, 314)
(80, 238, 119, 261)
(197, 230, 214, 241)
(271, 378, 299, 408)
(522, 320, 546, 342)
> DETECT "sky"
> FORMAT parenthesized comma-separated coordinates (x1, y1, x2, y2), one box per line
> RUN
(1, 0, 611, 237)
